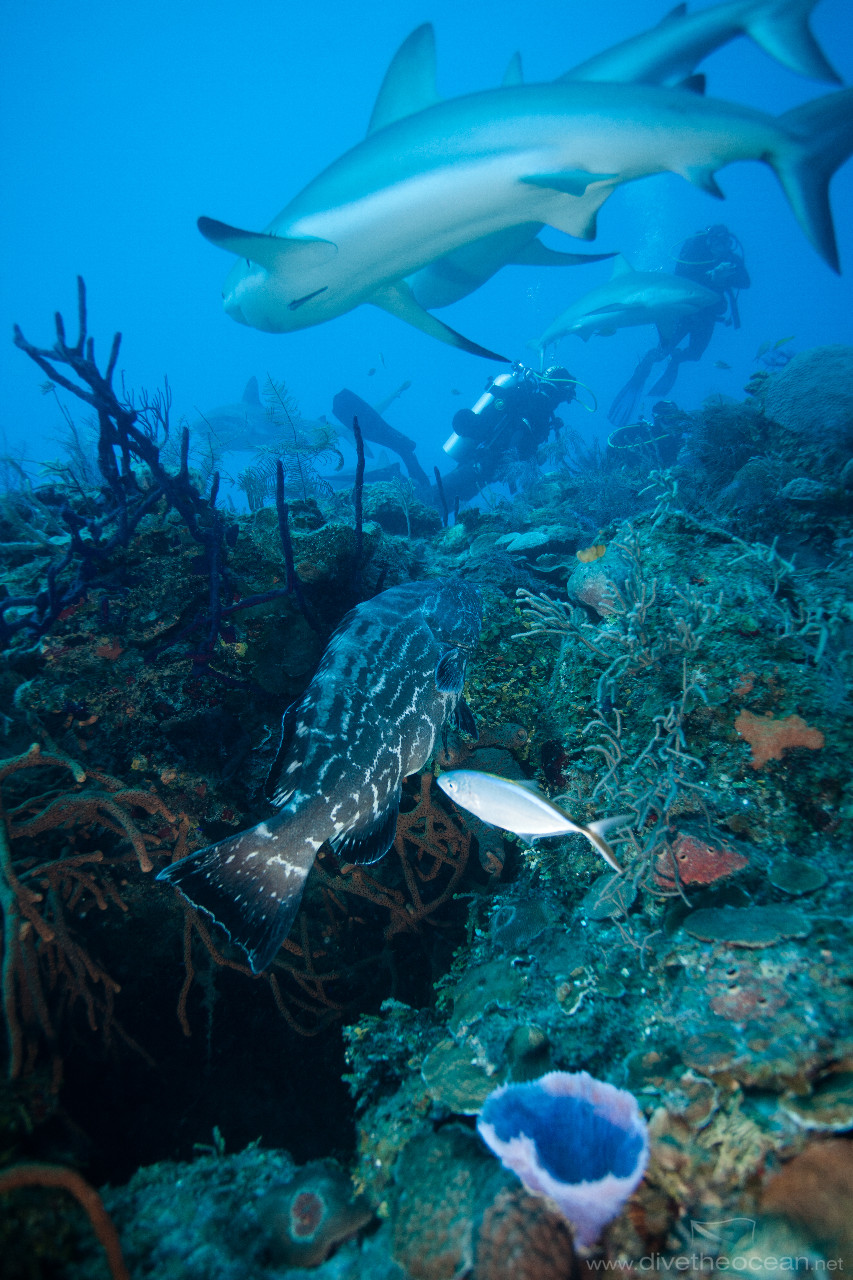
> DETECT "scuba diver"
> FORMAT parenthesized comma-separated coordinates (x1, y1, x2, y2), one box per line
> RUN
(439, 364, 577, 506)
(608, 225, 750, 427)
(606, 399, 690, 470)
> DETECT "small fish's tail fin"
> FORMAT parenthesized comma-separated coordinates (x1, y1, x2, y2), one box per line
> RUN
(773, 88, 853, 274)
(583, 814, 633, 873)
(157, 819, 316, 973)
(747, 0, 840, 85)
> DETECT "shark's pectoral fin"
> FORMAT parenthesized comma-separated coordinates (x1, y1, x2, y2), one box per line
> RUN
(368, 24, 439, 134)
(198, 217, 338, 269)
(369, 281, 509, 361)
(509, 239, 617, 268)
(588, 304, 629, 316)
(520, 170, 618, 197)
(682, 167, 725, 199)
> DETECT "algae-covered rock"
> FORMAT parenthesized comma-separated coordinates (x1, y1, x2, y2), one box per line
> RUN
(764, 345, 853, 442)
(682, 905, 810, 947)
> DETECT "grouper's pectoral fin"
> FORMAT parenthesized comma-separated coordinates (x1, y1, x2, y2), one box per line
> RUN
(369, 281, 509, 361)
(157, 819, 316, 973)
(454, 697, 478, 741)
(435, 645, 469, 695)
(334, 795, 401, 866)
(197, 216, 338, 270)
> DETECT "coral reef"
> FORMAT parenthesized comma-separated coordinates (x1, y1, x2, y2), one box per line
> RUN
(2, 301, 853, 1279)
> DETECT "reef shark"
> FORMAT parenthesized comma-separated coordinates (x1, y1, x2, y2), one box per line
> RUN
(409, 0, 841, 310)
(568, 0, 839, 88)
(189, 377, 278, 453)
(198, 33, 853, 357)
(530, 256, 722, 348)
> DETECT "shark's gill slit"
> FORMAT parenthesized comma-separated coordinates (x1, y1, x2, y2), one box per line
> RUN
(289, 285, 329, 311)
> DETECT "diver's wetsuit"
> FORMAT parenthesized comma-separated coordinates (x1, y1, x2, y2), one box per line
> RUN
(439, 365, 576, 506)
(607, 227, 749, 427)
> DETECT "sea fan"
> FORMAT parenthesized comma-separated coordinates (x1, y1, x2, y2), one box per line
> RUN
(240, 375, 343, 505)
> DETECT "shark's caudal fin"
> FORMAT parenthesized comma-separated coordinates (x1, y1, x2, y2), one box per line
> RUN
(773, 87, 853, 273)
(157, 819, 317, 973)
(747, 0, 841, 85)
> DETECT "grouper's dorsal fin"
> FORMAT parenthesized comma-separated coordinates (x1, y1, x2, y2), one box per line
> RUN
(435, 646, 468, 695)
(335, 794, 400, 865)
(369, 280, 509, 362)
(242, 376, 261, 405)
(198, 217, 338, 270)
(367, 24, 439, 135)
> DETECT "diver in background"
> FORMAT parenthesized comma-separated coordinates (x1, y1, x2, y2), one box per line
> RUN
(608, 225, 750, 427)
(440, 364, 577, 505)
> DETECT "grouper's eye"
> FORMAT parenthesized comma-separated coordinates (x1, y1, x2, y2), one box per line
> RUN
(289, 285, 328, 311)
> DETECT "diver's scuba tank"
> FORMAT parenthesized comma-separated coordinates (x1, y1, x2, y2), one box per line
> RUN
(442, 366, 529, 463)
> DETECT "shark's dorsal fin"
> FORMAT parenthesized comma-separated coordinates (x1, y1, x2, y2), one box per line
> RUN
(367, 24, 439, 135)
(675, 72, 706, 94)
(242, 376, 261, 405)
(198, 217, 338, 270)
(510, 240, 617, 268)
(658, 3, 688, 25)
(610, 254, 634, 278)
(369, 280, 509, 362)
(502, 51, 524, 87)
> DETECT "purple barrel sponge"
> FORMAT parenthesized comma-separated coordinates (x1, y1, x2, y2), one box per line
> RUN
(477, 1070, 649, 1247)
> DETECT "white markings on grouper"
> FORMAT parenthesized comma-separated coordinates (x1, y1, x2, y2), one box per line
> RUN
(156, 579, 482, 973)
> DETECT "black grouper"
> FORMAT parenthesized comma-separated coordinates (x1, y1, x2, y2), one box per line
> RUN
(157, 578, 482, 972)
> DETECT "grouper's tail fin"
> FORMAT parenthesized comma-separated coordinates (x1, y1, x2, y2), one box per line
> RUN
(747, 0, 841, 85)
(773, 88, 853, 274)
(157, 819, 316, 973)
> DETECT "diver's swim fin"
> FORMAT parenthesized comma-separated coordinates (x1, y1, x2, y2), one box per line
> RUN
(607, 368, 648, 428)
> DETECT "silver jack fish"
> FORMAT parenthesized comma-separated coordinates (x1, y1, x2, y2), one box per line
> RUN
(437, 770, 629, 872)
(158, 579, 482, 973)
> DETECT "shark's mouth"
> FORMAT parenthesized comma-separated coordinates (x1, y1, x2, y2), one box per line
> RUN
(289, 285, 328, 311)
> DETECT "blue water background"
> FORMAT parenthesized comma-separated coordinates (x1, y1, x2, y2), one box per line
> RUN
(1, 0, 851, 486)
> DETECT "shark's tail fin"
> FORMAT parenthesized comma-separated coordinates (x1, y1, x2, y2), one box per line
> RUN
(772, 87, 853, 274)
(157, 818, 316, 973)
(747, 0, 840, 85)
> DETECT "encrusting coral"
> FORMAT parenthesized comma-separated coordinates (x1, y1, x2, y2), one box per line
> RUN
(734, 709, 825, 769)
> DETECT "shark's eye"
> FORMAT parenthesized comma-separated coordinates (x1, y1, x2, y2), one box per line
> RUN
(289, 285, 328, 311)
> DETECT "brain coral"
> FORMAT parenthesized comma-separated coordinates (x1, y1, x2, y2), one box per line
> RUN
(763, 345, 853, 445)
